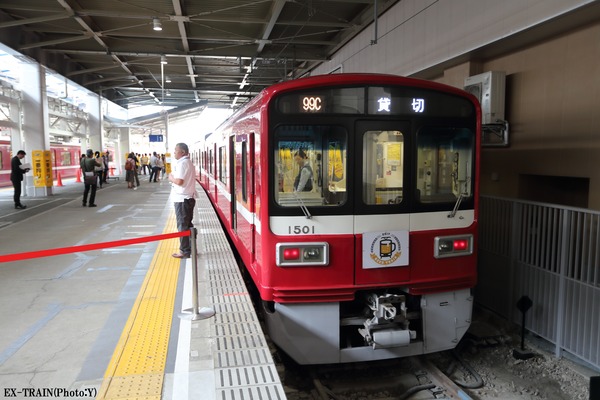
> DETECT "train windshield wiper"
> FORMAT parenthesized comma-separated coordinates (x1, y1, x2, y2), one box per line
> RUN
(292, 192, 312, 219)
(448, 192, 465, 218)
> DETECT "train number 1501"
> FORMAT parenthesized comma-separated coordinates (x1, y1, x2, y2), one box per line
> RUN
(288, 225, 315, 235)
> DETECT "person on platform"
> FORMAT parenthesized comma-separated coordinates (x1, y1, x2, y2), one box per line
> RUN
(131, 153, 141, 187)
(94, 151, 105, 188)
(156, 154, 164, 181)
(102, 151, 110, 184)
(168, 143, 197, 259)
(160, 154, 166, 179)
(149, 151, 160, 182)
(140, 153, 149, 175)
(81, 149, 101, 207)
(125, 152, 137, 189)
(11, 150, 29, 209)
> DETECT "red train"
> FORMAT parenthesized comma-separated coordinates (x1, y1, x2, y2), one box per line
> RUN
(0, 141, 115, 187)
(193, 73, 481, 364)
(0, 140, 81, 186)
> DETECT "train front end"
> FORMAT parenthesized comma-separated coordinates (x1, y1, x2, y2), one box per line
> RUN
(260, 74, 480, 364)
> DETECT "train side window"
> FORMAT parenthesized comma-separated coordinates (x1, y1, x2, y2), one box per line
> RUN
(62, 151, 70, 166)
(242, 141, 247, 202)
(362, 130, 404, 205)
(196, 150, 202, 179)
(273, 125, 347, 207)
(416, 127, 474, 203)
(218, 146, 227, 184)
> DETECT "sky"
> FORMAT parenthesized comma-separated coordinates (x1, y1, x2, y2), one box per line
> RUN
(167, 107, 232, 151)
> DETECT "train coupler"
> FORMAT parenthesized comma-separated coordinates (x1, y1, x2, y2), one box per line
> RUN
(358, 293, 416, 349)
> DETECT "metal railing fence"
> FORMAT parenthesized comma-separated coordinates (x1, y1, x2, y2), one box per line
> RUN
(478, 195, 600, 370)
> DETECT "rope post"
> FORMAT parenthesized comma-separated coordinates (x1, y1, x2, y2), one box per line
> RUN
(190, 227, 200, 314)
(181, 227, 215, 321)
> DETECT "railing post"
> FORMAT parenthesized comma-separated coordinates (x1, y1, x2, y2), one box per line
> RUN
(190, 227, 200, 315)
(181, 227, 215, 320)
(555, 210, 570, 359)
(508, 201, 522, 323)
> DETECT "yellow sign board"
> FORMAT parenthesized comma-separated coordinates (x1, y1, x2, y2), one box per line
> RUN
(165, 152, 172, 174)
(32, 150, 53, 187)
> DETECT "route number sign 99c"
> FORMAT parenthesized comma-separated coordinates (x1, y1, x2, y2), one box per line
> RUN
(302, 96, 323, 112)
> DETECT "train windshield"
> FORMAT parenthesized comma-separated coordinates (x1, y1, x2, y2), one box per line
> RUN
(274, 125, 348, 207)
(362, 130, 404, 205)
(416, 127, 474, 203)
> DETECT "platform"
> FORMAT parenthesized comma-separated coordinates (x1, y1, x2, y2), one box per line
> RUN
(0, 176, 285, 399)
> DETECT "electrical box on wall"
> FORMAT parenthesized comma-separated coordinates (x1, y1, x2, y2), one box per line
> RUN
(464, 71, 506, 124)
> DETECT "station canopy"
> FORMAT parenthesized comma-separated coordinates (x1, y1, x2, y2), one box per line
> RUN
(0, 0, 399, 113)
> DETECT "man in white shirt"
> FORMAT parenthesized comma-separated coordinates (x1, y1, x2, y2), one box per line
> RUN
(168, 143, 197, 259)
(149, 152, 159, 182)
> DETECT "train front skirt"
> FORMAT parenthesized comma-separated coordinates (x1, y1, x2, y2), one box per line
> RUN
(264, 288, 473, 364)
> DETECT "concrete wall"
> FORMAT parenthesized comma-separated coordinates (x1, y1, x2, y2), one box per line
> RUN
(312, 0, 596, 77)
(472, 22, 600, 206)
(310, 0, 600, 209)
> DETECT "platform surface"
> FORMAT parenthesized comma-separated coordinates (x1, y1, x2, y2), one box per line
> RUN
(0, 176, 284, 399)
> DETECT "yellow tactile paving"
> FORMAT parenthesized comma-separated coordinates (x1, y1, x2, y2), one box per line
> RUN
(97, 212, 181, 400)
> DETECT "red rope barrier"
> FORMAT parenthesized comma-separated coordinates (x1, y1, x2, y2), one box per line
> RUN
(0, 230, 191, 263)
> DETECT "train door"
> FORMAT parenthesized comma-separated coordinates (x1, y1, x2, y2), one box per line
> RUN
(213, 143, 217, 200)
(353, 120, 412, 286)
(229, 135, 237, 232)
(248, 132, 256, 259)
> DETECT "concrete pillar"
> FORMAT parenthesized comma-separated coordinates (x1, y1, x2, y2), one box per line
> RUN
(88, 92, 101, 153)
(163, 111, 170, 152)
(18, 61, 52, 197)
(118, 127, 132, 174)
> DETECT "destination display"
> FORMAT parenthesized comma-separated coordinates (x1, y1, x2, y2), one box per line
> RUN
(275, 86, 475, 118)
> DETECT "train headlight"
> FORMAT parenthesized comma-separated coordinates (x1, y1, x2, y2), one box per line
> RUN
(434, 235, 473, 258)
(276, 242, 329, 266)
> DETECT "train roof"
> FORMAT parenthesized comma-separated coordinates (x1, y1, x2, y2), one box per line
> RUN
(263, 73, 464, 95)
(210, 73, 477, 134)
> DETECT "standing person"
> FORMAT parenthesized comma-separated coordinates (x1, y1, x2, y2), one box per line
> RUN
(156, 154, 164, 181)
(81, 149, 101, 207)
(94, 151, 105, 188)
(125, 152, 137, 189)
(131, 152, 140, 188)
(149, 151, 159, 182)
(11, 150, 29, 209)
(102, 150, 110, 184)
(140, 153, 149, 175)
(80, 154, 86, 181)
(293, 149, 313, 192)
(168, 143, 197, 259)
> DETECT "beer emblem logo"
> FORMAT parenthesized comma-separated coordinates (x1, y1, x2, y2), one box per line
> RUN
(369, 233, 402, 265)
(362, 230, 409, 269)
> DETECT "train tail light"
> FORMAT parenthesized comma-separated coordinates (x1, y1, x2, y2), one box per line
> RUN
(282, 248, 301, 260)
(434, 235, 473, 258)
(276, 242, 329, 267)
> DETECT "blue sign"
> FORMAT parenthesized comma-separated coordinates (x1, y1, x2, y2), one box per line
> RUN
(149, 134, 164, 142)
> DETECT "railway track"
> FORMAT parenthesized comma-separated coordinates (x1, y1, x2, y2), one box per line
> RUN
(276, 353, 474, 400)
